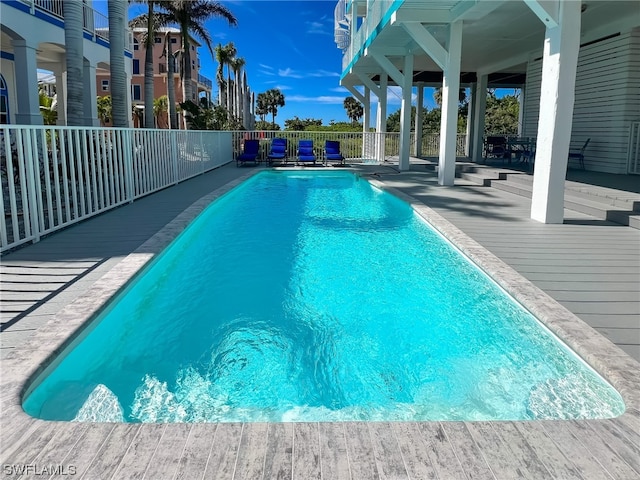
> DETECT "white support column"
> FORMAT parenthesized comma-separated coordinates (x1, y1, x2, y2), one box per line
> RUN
(414, 83, 424, 157)
(530, 0, 581, 224)
(362, 86, 370, 132)
(466, 82, 477, 158)
(517, 85, 526, 136)
(376, 74, 388, 163)
(472, 73, 487, 163)
(12, 39, 43, 125)
(438, 21, 462, 185)
(83, 60, 99, 126)
(398, 54, 413, 171)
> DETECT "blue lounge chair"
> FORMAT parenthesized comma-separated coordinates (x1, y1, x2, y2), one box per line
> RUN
(267, 138, 287, 165)
(324, 140, 345, 166)
(235, 139, 260, 167)
(297, 139, 316, 165)
(568, 138, 590, 170)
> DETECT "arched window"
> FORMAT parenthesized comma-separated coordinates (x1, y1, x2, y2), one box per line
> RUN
(0, 74, 9, 124)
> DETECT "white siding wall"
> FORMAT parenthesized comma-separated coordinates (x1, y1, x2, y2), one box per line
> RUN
(523, 28, 640, 174)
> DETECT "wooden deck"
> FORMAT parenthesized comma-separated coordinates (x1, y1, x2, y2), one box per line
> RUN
(1, 162, 639, 479)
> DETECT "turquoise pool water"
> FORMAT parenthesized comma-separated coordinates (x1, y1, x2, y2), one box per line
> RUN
(23, 170, 624, 422)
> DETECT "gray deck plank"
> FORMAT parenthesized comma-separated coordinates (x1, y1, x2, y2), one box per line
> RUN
(175, 423, 217, 480)
(143, 423, 192, 480)
(110, 424, 166, 480)
(368, 422, 409, 480)
(417, 423, 467, 479)
(318, 422, 349, 480)
(488, 422, 554, 479)
(234, 423, 269, 480)
(440, 422, 494, 479)
(56, 423, 115, 479)
(540, 421, 614, 479)
(1, 421, 60, 467)
(292, 423, 321, 480)
(79, 424, 140, 480)
(513, 422, 584, 480)
(202, 422, 243, 480)
(342, 422, 378, 480)
(263, 423, 293, 480)
(464, 422, 525, 479)
(573, 421, 640, 478)
(390, 423, 438, 480)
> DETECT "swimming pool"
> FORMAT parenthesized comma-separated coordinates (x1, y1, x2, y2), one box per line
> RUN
(22, 170, 625, 422)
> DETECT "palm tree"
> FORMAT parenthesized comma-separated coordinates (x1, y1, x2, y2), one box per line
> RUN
(265, 88, 285, 126)
(108, 0, 129, 127)
(129, 1, 163, 128)
(153, 95, 169, 128)
(256, 92, 268, 122)
(214, 42, 236, 107)
(230, 56, 245, 119)
(63, 1, 84, 125)
(165, 1, 237, 108)
(343, 96, 363, 125)
(162, 29, 178, 129)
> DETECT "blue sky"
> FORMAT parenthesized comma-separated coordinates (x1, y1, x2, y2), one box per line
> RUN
(123, 0, 439, 127)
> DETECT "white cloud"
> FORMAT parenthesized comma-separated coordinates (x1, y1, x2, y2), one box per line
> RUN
(278, 68, 304, 79)
(309, 69, 340, 78)
(287, 95, 346, 104)
(307, 21, 330, 35)
(274, 85, 292, 91)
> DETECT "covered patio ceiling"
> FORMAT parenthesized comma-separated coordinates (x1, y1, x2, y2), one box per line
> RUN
(343, 0, 640, 87)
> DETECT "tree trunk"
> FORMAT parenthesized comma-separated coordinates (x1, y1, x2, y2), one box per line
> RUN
(144, 2, 155, 128)
(166, 34, 177, 129)
(63, 1, 84, 126)
(182, 30, 193, 104)
(108, 0, 129, 127)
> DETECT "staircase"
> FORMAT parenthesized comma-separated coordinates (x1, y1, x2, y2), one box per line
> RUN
(425, 162, 640, 229)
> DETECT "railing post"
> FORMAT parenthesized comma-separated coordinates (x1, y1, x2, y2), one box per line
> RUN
(123, 129, 135, 203)
(171, 130, 179, 184)
(22, 128, 41, 243)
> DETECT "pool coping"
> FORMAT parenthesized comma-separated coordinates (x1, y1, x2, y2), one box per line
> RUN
(1, 167, 639, 477)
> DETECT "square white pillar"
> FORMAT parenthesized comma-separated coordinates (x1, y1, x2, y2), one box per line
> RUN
(398, 54, 413, 171)
(472, 74, 487, 163)
(12, 39, 42, 125)
(414, 83, 424, 158)
(438, 21, 462, 185)
(376, 74, 388, 163)
(531, 1, 581, 224)
(83, 60, 99, 126)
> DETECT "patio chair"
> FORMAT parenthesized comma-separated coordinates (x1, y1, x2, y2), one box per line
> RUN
(484, 136, 508, 163)
(324, 140, 345, 166)
(568, 138, 590, 170)
(267, 138, 287, 165)
(235, 139, 260, 167)
(297, 139, 317, 165)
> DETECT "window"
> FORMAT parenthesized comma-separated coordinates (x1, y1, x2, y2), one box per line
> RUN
(158, 63, 166, 74)
(0, 74, 9, 124)
(170, 37, 177, 44)
(101, 79, 109, 91)
(155, 37, 162, 43)
(133, 84, 141, 100)
(133, 39, 139, 51)
(133, 59, 140, 75)
(191, 45, 195, 51)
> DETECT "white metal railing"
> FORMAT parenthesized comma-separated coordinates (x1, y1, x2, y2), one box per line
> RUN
(342, 0, 396, 71)
(231, 131, 467, 163)
(628, 121, 640, 175)
(1, 126, 231, 253)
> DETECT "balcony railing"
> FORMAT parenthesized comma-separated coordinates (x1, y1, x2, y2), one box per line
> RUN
(198, 74, 213, 90)
(17, 0, 114, 44)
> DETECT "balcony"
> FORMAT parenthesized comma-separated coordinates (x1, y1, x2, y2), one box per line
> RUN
(198, 74, 213, 90)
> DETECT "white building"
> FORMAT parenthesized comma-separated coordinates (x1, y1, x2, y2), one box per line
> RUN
(336, 0, 640, 223)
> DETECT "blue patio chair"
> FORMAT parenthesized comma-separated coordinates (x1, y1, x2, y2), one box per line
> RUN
(235, 139, 260, 167)
(568, 138, 590, 170)
(297, 139, 317, 165)
(324, 140, 345, 166)
(267, 138, 287, 165)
